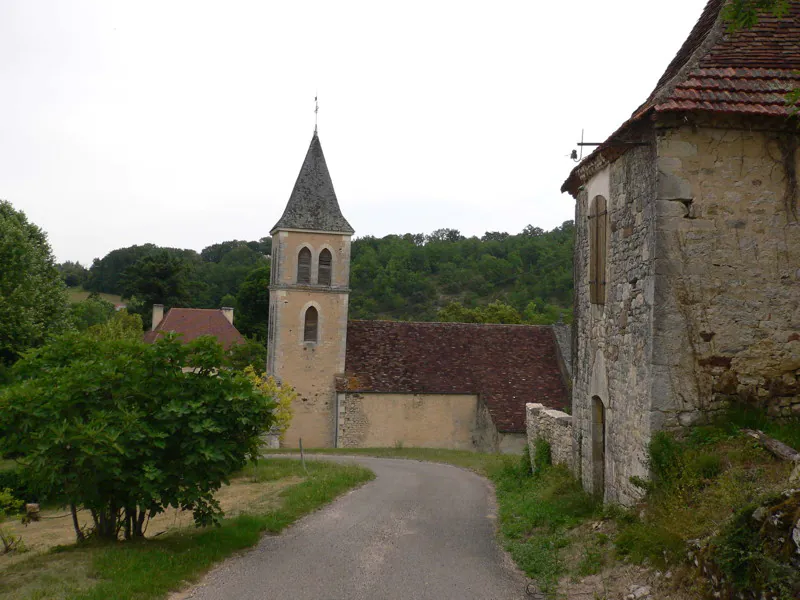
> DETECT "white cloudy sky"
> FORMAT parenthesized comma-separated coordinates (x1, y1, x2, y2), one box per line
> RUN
(1, 0, 706, 265)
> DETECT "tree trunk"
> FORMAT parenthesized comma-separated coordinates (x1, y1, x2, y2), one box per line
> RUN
(70, 503, 84, 543)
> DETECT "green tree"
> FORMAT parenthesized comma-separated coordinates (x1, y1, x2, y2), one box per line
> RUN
(68, 296, 116, 331)
(0, 200, 70, 365)
(235, 265, 270, 340)
(0, 332, 275, 541)
(120, 250, 196, 328)
(57, 261, 89, 288)
(226, 336, 267, 372)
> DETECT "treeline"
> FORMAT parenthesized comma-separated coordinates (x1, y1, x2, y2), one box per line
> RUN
(349, 223, 574, 323)
(59, 221, 575, 334)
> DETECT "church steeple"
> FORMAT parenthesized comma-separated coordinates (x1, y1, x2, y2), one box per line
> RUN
(270, 133, 354, 235)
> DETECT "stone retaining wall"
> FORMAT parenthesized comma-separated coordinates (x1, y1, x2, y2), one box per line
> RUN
(526, 403, 573, 470)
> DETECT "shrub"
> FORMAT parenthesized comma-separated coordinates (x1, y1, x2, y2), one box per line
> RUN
(0, 487, 24, 553)
(0, 332, 276, 541)
(241, 367, 295, 441)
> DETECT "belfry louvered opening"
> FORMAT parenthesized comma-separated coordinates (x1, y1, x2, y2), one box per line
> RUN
(297, 247, 311, 284)
(303, 306, 318, 343)
(318, 249, 332, 286)
(588, 195, 607, 305)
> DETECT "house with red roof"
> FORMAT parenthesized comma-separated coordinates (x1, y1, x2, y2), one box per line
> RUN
(562, 0, 799, 504)
(265, 132, 570, 453)
(144, 304, 245, 349)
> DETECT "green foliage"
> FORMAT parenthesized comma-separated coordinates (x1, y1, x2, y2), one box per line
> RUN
(69, 297, 116, 331)
(86, 309, 144, 341)
(494, 462, 600, 593)
(0, 333, 276, 541)
(242, 368, 295, 440)
(0, 200, 70, 365)
(120, 250, 199, 328)
(0, 488, 24, 554)
(349, 222, 575, 323)
(708, 497, 800, 599)
(235, 265, 270, 340)
(723, 0, 790, 31)
(532, 438, 552, 477)
(77, 223, 573, 330)
(57, 261, 89, 287)
(226, 336, 268, 373)
(614, 521, 685, 567)
(0, 467, 35, 503)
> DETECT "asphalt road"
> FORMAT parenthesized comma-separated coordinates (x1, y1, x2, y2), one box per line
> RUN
(180, 455, 532, 600)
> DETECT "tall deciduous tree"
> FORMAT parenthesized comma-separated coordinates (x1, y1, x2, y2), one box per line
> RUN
(0, 200, 70, 365)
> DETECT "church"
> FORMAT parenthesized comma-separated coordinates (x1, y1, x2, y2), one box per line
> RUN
(266, 132, 570, 452)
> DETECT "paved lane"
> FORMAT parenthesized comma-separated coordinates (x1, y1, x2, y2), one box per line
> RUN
(180, 456, 530, 600)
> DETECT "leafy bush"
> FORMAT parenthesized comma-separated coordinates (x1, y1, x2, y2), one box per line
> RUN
(0, 467, 36, 503)
(0, 332, 276, 541)
(0, 487, 24, 553)
(242, 366, 295, 441)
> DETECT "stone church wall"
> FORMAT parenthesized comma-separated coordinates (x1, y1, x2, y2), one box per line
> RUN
(652, 119, 800, 427)
(336, 392, 481, 450)
(573, 140, 658, 505)
(269, 230, 352, 448)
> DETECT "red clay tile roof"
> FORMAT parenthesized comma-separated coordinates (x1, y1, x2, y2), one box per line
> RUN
(338, 320, 569, 433)
(562, 0, 800, 195)
(144, 308, 245, 349)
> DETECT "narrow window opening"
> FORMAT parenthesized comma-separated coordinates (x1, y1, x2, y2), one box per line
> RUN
(589, 195, 607, 305)
(303, 306, 318, 343)
(318, 249, 332, 286)
(297, 247, 311, 284)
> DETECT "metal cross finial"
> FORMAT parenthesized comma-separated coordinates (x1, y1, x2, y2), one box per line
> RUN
(314, 95, 319, 134)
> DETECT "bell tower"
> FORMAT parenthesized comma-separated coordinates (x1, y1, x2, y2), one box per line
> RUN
(267, 132, 353, 447)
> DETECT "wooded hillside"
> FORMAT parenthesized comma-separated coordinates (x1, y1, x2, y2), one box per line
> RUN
(60, 221, 574, 335)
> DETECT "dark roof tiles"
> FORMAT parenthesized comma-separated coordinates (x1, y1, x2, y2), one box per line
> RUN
(271, 133, 354, 235)
(339, 320, 569, 433)
(563, 0, 800, 195)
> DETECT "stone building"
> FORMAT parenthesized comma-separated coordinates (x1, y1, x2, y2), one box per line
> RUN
(267, 133, 570, 451)
(562, 0, 800, 504)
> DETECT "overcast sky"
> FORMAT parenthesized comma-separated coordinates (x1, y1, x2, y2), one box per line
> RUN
(1, 0, 706, 265)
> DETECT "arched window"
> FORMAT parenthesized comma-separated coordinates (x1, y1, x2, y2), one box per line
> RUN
(297, 247, 311, 284)
(303, 306, 318, 343)
(318, 249, 332, 286)
(589, 195, 608, 305)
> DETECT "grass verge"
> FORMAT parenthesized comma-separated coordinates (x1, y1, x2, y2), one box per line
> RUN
(0, 458, 373, 600)
(66, 288, 123, 305)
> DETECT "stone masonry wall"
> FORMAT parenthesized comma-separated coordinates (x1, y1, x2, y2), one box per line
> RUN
(652, 119, 800, 426)
(336, 392, 481, 450)
(573, 139, 658, 505)
(526, 403, 573, 470)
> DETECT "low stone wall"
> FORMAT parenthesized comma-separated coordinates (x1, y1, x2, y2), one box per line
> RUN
(526, 403, 573, 470)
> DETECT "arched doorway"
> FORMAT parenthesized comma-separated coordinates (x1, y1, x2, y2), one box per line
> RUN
(591, 396, 606, 498)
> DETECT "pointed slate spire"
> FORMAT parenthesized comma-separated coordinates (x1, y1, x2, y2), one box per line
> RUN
(271, 133, 354, 234)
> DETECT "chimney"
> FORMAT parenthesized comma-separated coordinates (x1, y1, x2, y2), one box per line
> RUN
(221, 307, 234, 325)
(151, 304, 164, 331)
